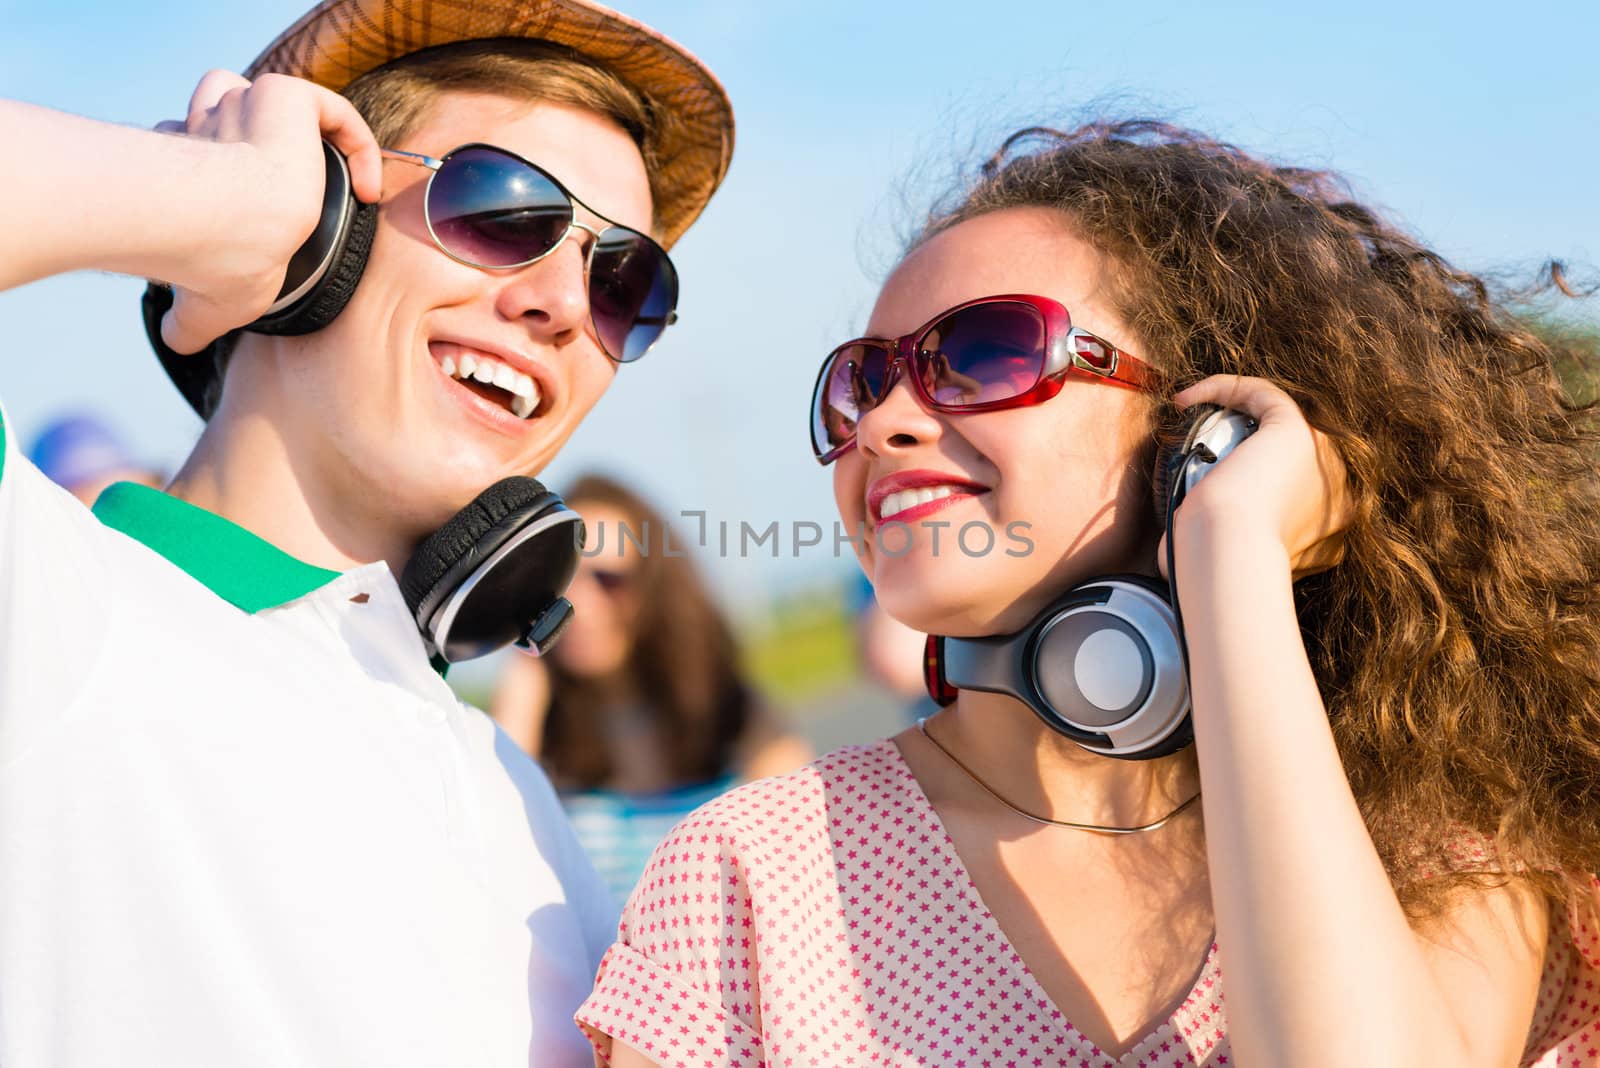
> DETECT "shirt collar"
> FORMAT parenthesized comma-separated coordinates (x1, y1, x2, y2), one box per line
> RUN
(92, 482, 342, 613)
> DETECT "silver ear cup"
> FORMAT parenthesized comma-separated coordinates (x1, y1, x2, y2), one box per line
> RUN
(1030, 577, 1189, 757)
(938, 575, 1192, 759)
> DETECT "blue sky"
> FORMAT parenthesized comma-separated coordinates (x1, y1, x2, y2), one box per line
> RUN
(2, 0, 1596, 612)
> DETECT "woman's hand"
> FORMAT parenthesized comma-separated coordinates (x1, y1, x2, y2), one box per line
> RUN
(1158, 374, 1354, 579)
(151, 71, 383, 354)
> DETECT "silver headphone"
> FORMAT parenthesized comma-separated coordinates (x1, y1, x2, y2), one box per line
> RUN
(925, 405, 1256, 760)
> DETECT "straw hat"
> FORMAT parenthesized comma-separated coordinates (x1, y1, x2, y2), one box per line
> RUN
(246, 0, 734, 246)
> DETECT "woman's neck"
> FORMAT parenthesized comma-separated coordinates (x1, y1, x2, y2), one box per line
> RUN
(927, 688, 1201, 829)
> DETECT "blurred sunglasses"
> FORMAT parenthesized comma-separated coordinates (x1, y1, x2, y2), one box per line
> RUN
(810, 293, 1157, 464)
(382, 143, 678, 363)
(585, 566, 634, 594)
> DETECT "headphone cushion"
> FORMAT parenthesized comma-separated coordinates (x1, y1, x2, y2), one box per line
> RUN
(251, 198, 378, 337)
(399, 477, 562, 625)
(923, 635, 958, 707)
(1150, 403, 1222, 523)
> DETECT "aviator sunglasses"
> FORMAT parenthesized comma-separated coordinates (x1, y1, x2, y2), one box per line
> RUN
(382, 143, 679, 363)
(810, 293, 1158, 463)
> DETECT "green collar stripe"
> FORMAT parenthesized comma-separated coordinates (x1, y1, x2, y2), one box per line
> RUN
(0, 402, 10, 486)
(93, 482, 341, 613)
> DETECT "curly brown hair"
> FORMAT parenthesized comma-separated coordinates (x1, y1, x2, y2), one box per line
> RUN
(920, 121, 1600, 917)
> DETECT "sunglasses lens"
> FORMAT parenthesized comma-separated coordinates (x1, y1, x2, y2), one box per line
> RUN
(588, 229, 679, 362)
(590, 567, 631, 593)
(922, 301, 1048, 406)
(427, 146, 572, 267)
(812, 343, 888, 459)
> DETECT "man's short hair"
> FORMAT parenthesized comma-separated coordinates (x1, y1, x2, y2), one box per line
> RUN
(344, 37, 665, 225)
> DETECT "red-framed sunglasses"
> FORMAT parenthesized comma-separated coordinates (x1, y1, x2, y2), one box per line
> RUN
(809, 293, 1157, 464)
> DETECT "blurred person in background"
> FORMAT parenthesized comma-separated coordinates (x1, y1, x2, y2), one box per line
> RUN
(847, 567, 936, 718)
(493, 473, 811, 902)
(26, 412, 163, 505)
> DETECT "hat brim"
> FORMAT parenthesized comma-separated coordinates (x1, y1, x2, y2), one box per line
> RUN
(245, 0, 733, 248)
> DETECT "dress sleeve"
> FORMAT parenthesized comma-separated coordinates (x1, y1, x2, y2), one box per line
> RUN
(575, 803, 765, 1068)
(1520, 876, 1600, 1067)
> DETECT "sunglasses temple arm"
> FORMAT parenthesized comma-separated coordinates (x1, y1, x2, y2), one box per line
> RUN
(379, 147, 443, 171)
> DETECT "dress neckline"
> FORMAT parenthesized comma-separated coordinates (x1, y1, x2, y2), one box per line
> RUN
(873, 737, 1224, 1066)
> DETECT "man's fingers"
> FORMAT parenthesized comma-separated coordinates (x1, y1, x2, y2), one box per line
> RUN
(240, 75, 383, 202)
(160, 291, 227, 357)
(186, 69, 251, 130)
(310, 87, 383, 202)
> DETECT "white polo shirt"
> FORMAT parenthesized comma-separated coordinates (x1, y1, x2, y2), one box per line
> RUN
(0, 406, 617, 1067)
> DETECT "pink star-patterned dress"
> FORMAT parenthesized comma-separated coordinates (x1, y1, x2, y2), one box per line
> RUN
(576, 740, 1600, 1067)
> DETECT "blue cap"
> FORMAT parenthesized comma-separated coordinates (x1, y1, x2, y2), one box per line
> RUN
(26, 414, 141, 492)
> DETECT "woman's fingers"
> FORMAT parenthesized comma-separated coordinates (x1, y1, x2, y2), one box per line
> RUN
(1168, 374, 1355, 577)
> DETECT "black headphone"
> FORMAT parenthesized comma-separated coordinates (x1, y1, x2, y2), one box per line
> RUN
(140, 140, 377, 418)
(923, 404, 1257, 760)
(139, 145, 584, 664)
(400, 477, 584, 664)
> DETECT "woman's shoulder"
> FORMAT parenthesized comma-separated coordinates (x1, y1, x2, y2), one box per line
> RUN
(638, 738, 913, 868)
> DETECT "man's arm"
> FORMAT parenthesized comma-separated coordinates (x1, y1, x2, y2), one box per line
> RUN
(0, 75, 381, 352)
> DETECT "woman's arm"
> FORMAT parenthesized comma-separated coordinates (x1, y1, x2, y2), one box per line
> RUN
(603, 1040, 662, 1068)
(1171, 376, 1547, 1068)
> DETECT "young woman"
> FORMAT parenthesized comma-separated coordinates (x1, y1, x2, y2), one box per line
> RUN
(577, 121, 1600, 1066)
(492, 474, 811, 903)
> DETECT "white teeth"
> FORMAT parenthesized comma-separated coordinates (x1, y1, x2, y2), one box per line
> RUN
(436, 348, 543, 420)
(879, 485, 962, 520)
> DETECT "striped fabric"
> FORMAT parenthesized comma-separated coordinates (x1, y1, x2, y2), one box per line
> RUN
(560, 775, 738, 906)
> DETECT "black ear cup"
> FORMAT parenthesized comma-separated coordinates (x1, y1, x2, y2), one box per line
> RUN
(247, 141, 376, 336)
(400, 477, 583, 663)
(141, 141, 375, 417)
(250, 199, 376, 336)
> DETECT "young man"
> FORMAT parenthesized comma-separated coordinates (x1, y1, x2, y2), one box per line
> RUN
(0, 1, 732, 1064)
